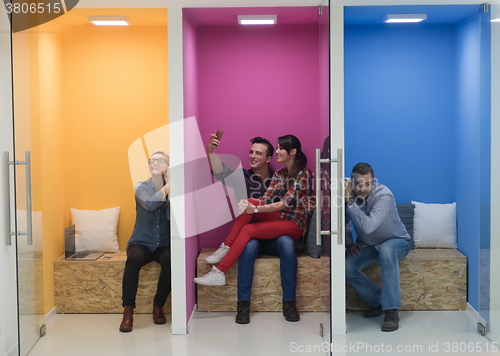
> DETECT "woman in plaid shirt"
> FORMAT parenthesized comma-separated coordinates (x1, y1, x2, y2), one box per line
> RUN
(194, 134, 312, 287)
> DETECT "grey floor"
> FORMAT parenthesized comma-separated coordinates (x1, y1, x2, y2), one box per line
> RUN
(27, 310, 497, 356)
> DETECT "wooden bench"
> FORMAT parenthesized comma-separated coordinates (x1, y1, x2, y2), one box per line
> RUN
(346, 248, 467, 310)
(197, 248, 466, 312)
(197, 249, 330, 312)
(53, 253, 171, 314)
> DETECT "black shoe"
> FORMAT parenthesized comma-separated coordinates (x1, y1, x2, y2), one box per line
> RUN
(283, 301, 300, 322)
(364, 305, 384, 318)
(235, 301, 250, 324)
(381, 309, 399, 332)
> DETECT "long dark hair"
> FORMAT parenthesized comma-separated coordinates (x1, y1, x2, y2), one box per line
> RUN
(278, 134, 307, 193)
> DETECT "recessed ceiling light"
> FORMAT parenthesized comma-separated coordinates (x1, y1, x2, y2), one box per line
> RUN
(385, 14, 427, 23)
(88, 16, 130, 26)
(238, 15, 277, 25)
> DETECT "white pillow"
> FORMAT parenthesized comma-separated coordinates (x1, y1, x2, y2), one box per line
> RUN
(71, 207, 121, 253)
(412, 201, 457, 248)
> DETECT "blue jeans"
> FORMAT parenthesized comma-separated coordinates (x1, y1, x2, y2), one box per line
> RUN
(237, 235, 297, 303)
(345, 238, 410, 310)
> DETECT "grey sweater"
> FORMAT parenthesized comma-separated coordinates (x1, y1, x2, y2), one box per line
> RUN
(345, 183, 409, 249)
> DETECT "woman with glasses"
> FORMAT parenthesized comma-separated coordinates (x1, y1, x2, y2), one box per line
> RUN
(119, 151, 171, 332)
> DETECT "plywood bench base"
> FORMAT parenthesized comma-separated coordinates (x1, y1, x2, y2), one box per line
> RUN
(346, 248, 467, 311)
(54, 253, 171, 314)
(197, 248, 467, 312)
(197, 249, 330, 312)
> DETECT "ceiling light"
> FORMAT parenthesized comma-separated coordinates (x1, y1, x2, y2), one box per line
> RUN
(385, 14, 427, 23)
(89, 16, 130, 26)
(238, 15, 277, 25)
(492, 18, 500, 23)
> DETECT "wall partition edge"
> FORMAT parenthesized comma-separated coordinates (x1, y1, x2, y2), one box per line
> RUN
(330, 4, 346, 335)
(168, 7, 188, 335)
(490, 7, 500, 340)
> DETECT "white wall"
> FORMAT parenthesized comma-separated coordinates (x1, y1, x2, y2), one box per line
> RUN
(489, 4, 500, 340)
(168, 8, 188, 335)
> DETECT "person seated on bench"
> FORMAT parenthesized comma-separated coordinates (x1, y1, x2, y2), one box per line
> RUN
(119, 151, 171, 333)
(195, 134, 312, 323)
(344, 162, 410, 332)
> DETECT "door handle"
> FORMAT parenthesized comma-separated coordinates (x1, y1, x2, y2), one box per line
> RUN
(315, 148, 343, 246)
(2, 151, 33, 246)
(3, 151, 12, 246)
(25, 151, 33, 246)
(334, 148, 344, 246)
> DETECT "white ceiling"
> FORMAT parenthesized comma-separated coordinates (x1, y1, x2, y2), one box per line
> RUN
(74, 0, 489, 9)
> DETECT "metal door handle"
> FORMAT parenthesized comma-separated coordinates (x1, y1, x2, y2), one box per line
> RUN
(315, 148, 344, 246)
(2, 151, 33, 246)
(334, 148, 344, 245)
(25, 151, 33, 246)
(3, 151, 12, 246)
(315, 149, 322, 245)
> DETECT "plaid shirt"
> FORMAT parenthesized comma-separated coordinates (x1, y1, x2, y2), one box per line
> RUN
(261, 167, 313, 236)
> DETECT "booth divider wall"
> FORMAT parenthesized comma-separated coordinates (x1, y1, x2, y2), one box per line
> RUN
(455, 9, 491, 319)
(181, 11, 200, 331)
(490, 3, 500, 340)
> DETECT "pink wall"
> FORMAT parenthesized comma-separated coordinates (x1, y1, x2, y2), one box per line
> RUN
(195, 24, 322, 248)
(182, 8, 327, 325)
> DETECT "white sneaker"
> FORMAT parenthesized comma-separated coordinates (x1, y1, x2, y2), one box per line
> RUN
(193, 266, 226, 286)
(205, 243, 230, 264)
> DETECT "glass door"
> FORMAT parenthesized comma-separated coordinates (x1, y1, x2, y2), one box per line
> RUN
(1, 6, 19, 356)
(317, 0, 332, 344)
(489, 1, 500, 343)
(11, 15, 44, 356)
(1, 8, 43, 356)
(317, 2, 346, 348)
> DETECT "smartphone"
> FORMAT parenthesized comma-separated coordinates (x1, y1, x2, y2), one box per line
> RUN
(215, 129, 224, 141)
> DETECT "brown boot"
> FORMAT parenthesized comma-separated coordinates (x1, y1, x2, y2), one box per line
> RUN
(119, 306, 134, 332)
(153, 305, 167, 325)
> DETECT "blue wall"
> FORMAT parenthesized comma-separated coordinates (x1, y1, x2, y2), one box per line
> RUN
(345, 9, 491, 314)
(345, 24, 457, 204)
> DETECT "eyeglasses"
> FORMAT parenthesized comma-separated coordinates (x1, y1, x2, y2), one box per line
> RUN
(148, 158, 167, 165)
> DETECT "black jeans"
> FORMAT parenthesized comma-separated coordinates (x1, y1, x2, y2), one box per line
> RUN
(122, 244, 171, 308)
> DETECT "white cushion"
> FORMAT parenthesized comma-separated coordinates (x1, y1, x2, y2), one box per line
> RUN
(412, 201, 457, 248)
(71, 207, 121, 253)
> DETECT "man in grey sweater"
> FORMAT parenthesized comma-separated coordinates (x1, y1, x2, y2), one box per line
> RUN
(344, 162, 410, 332)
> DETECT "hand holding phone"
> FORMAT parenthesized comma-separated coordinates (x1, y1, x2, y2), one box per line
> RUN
(215, 130, 224, 141)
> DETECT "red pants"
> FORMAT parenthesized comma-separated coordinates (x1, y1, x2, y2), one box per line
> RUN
(216, 199, 302, 274)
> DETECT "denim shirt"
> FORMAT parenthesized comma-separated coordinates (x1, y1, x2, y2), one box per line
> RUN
(127, 178, 170, 253)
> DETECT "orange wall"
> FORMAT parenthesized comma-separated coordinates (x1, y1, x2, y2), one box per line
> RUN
(17, 9, 169, 314)
(60, 20, 170, 250)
